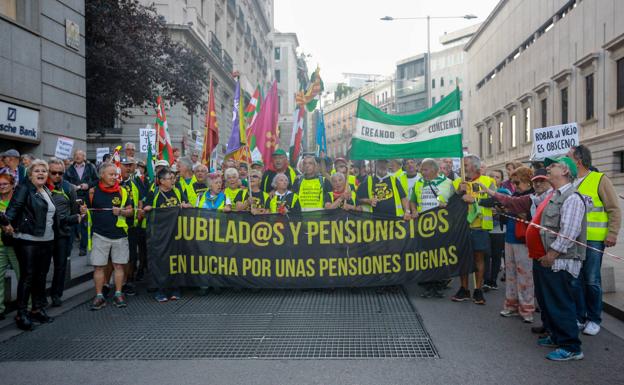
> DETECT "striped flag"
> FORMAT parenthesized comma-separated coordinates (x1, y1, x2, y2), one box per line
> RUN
(351, 87, 463, 160)
(155, 96, 174, 164)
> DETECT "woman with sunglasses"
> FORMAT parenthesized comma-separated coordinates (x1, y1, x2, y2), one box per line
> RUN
(2, 160, 57, 330)
(47, 158, 81, 307)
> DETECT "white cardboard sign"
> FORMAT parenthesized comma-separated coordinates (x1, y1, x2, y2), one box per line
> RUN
(530, 123, 579, 160)
(96, 147, 109, 164)
(139, 126, 157, 153)
(54, 137, 74, 160)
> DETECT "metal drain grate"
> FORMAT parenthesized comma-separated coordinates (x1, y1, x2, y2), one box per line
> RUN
(0, 287, 438, 360)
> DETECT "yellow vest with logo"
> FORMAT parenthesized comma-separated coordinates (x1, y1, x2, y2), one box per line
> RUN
(178, 175, 197, 194)
(87, 187, 129, 250)
(577, 171, 608, 241)
(297, 177, 325, 211)
(469, 175, 494, 230)
(269, 192, 300, 213)
(412, 179, 448, 213)
(366, 175, 404, 217)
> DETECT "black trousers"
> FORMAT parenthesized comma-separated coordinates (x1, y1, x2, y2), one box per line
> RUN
(128, 227, 147, 279)
(50, 236, 71, 298)
(14, 239, 53, 311)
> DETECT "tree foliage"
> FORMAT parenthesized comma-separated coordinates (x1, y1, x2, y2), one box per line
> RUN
(86, 0, 209, 132)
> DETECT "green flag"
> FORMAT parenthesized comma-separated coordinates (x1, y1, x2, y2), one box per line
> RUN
(350, 87, 463, 160)
(146, 132, 155, 182)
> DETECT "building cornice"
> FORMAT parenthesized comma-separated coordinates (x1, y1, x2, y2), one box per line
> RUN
(574, 52, 600, 69)
(504, 101, 517, 111)
(517, 92, 532, 104)
(533, 81, 550, 95)
(602, 32, 624, 52)
(551, 68, 572, 84)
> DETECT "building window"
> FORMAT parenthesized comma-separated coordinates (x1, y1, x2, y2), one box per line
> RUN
(511, 114, 517, 148)
(432, 78, 435, 89)
(278, 96, 281, 113)
(524, 107, 531, 143)
(585, 73, 594, 120)
(618, 58, 624, 109)
(478, 130, 483, 158)
(487, 126, 492, 155)
(440, 77, 444, 87)
(432, 97, 436, 105)
(616, 150, 624, 173)
(561, 87, 568, 124)
(498, 121, 503, 151)
(541, 98, 547, 127)
(274, 47, 281, 61)
(0, 0, 37, 29)
(275, 70, 280, 83)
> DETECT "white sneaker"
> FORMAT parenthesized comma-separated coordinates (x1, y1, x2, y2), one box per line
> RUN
(500, 309, 519, 317)
(577, 321, 586, 331)
(583, 321, 601, 336)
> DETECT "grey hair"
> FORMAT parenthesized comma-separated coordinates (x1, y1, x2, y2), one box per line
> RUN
(330, 172, 345, 183)
(224, 167, 239, 179)
(193, 163, 208, 173)
(177, 156, 193, 170)
(21, 154, 35, 162)
(464, 154, 481, 170)
(124, 142, 136, 150)
(27, 159, 49, 177)
(420, 158, 439, 172)
(557, 161, 576, 182)
(271, 173, 288, 188)
(47, 157, 66, 170)
(99, 162, 117, 176)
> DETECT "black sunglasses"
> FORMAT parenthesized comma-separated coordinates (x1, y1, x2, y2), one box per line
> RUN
(50, 171, 64, 176)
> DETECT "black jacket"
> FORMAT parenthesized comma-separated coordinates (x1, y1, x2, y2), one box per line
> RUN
(50, 180, 80, 237)
(5, 179, 58, 237)
(64, 161, 99, 199)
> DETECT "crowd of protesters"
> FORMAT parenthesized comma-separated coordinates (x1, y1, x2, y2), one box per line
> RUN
(0, 141, 621, 362)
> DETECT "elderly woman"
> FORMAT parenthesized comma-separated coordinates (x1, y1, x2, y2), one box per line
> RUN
(2, 160, 57, 330)
(0, 173, 19, 320)
(223, 167, 244, 209)
(268, 173, 301, 214)
(324, 172, 358, 211)
(198, 172, 230, 211)
(481, 166, 536, 323)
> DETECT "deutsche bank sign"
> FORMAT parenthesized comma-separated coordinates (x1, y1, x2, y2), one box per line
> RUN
(0, 101, 39, 143)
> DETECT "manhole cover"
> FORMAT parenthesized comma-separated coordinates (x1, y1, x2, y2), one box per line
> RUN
(0, 287, 438, 360)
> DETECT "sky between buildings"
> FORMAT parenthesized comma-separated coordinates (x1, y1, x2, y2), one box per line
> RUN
(274, 0, 500, 83)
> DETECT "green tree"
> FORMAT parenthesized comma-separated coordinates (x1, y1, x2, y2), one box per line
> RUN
(86, 0, 209, 132)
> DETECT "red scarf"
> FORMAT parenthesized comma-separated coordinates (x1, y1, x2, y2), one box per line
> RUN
(46, 178, 55, 191)
(98, 181, 120, 193)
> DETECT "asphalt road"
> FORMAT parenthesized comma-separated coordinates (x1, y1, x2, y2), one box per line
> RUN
(1, 281, 623, 385)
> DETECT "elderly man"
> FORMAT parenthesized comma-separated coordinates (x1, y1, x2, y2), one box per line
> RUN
(176, 156, 197, 194)
(65, 149, 99, 256)
(189, 164, 210, 207)
(356, 159, 410, 219)
(526, 156, 586, 361)
(293, 155, 329, 211)
(124, 142, 136, 159)
(0, 149, 27, 185)
(452, 154, 496, 305)
(261, 149, 298, 193)
(567, 145, 621, 336)
(84, 163, 134, 310)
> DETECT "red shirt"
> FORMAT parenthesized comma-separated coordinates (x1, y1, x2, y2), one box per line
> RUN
(526, 193, 553, 259)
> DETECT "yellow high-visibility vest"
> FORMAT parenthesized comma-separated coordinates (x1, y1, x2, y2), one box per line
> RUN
(577, 171, 609, 241)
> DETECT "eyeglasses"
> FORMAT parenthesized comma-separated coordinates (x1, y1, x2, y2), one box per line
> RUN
(50, 171, 64, 176)
(250, 175, 260, 179)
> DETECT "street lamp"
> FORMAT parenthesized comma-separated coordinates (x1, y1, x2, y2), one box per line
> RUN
(381, 14, 477, 108)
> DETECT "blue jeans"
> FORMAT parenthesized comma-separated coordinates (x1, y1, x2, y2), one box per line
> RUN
(573, 241, 604, 324)
(533, 260, 581, 353)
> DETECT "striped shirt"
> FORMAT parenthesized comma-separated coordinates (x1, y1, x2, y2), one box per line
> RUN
(550, 183, 585, 278)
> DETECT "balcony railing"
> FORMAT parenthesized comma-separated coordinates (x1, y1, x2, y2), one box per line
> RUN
(209, 31, 222, 60)
(222, 51, 233, 74)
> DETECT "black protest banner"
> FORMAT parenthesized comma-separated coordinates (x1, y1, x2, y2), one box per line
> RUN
(147, 195, 474, 288)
